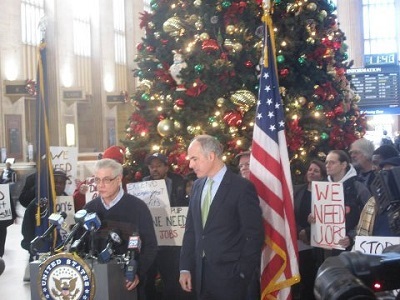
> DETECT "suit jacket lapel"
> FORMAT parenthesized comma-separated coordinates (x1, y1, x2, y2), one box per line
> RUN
(204, 171, 231, 228)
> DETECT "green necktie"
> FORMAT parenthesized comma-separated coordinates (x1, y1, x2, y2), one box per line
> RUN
(202, 178, 214, 227)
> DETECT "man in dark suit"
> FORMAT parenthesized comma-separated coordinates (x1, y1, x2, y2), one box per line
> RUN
(179, 135, 264, 300)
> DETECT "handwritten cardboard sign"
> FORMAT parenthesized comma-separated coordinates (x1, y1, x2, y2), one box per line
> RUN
(50, 146, 78, 196)
(55, 196, 75, 241)
(354, 236, 400, 254)
(311, 181, 346, 250)
(127, 180, 188, 246)
(0, 184, 12, 221)
(151, 207, 188, 246)
(84, 177, 99, 204)
(126, 180, 170, 208)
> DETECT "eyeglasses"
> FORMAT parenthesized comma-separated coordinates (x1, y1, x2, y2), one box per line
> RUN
(94, 176, 118, 185)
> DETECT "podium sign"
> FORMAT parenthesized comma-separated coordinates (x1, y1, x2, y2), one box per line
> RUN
(30, 254, 137, 300)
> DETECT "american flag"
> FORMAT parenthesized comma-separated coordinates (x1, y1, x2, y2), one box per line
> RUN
(249, 14, 300, 300)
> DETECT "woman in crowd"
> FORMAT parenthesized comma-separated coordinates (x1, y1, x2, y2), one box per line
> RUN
(322, 150, 370, 254)
(293, 159, 327, 300)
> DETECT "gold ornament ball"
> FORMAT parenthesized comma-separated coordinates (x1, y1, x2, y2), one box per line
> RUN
(230, 90, 257, 113)
(165, 95, 173, 102)
(318, 152, 327, 160)
(226, 25, 235, 35)
(298, 96, 307, 106)
(216, 97, 226, 107)
(195, 21, 204, 31)
(173, 104, 183, 112)
(187, 125, 195, 135)
(174, 120, 182, 130)
(157, 119, 174, 137)
(307, 3, 317, 11)
(199, 32, 210, 41)
(163, 17, 184, 36)
(233, 43, 243, 52)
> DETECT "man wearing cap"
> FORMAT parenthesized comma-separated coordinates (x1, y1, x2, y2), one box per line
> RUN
(73, 145, 126, 211)
(21, 169, 69, 281)
(356, 156, 400, 238)
(143, 152, 191, 300)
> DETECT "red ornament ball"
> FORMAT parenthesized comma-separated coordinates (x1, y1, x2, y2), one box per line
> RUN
(223, 110, 243, 126)
(136, 43, 144, 51)
(175, 98, 185, 107)
(280, 68, 289, 77)
(146, 45, 155, 52)
(244, 60, 253, 68)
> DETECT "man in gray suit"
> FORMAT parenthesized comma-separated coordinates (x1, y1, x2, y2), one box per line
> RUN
(179, 135, 264, 300)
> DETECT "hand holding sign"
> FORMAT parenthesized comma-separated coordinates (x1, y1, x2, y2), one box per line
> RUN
(310, 181, 346, 250)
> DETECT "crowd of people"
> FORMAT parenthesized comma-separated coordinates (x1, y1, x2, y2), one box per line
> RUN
(2, 134, 400, 299)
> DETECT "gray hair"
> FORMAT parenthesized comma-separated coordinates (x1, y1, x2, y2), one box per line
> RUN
(190, 135, 223, 158)
(351, 138, 375, 159)
(94, 158, 123, 177)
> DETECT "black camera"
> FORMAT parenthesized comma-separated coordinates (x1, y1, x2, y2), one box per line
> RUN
(314, 247, 400, 300)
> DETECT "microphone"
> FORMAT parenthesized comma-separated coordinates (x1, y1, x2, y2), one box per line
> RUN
(62, 209, 88, 247)
(30, 212, 67, 254)
(98, 230, 122, 263)
(69, 231, 89, 253)
(125, 233, 141, 281)
(83, 213, 101, 231)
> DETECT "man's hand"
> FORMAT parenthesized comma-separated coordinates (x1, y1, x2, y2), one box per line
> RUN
(125, 275, 139, 291)
(179, 271, 192, 292)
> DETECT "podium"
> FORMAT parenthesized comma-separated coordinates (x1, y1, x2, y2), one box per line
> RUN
(30, 254, 137, 300)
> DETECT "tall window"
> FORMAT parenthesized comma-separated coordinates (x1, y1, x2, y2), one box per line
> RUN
(113, 0, 126, 65)
(21, 0, 45, 45)
(73, 0, 92, 57)
(362, 0, 398, 54)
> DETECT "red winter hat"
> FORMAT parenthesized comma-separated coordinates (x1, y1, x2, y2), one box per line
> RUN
(103, 146, 125, 164)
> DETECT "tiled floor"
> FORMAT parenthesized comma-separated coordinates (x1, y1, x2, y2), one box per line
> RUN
(0, 202, 31, 299)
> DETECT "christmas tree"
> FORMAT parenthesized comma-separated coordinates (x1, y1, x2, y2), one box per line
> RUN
(122, 0, 366, 183)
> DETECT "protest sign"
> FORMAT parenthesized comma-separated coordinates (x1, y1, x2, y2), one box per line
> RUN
(127, 180, 170, 208)
(55, 196, 75, 241)
(127, 180, 188, 246)
(85, 177, 98, 204)
(0, 184, 12, 221)
(50, 146, 78, 195)
(311, 181, 346, 250)
(151, 207, 188, 246)
(354, 236, 400, 254)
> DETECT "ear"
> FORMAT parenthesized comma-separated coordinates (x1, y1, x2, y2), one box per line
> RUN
(208, 151, 216, 162)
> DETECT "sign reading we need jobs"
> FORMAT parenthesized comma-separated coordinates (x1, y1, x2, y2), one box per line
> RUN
(127, 180, 188, 246)
(310, 181, 346, 250)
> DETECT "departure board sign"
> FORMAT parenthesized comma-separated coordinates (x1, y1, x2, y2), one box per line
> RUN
(347, 66, 400, 107)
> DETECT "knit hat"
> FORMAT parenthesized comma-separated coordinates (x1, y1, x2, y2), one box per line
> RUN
(53, 169, 68, 180)
(145, 153, 168, 165)
(379, 156, 400, 168)
(103, 146, 125, 164)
